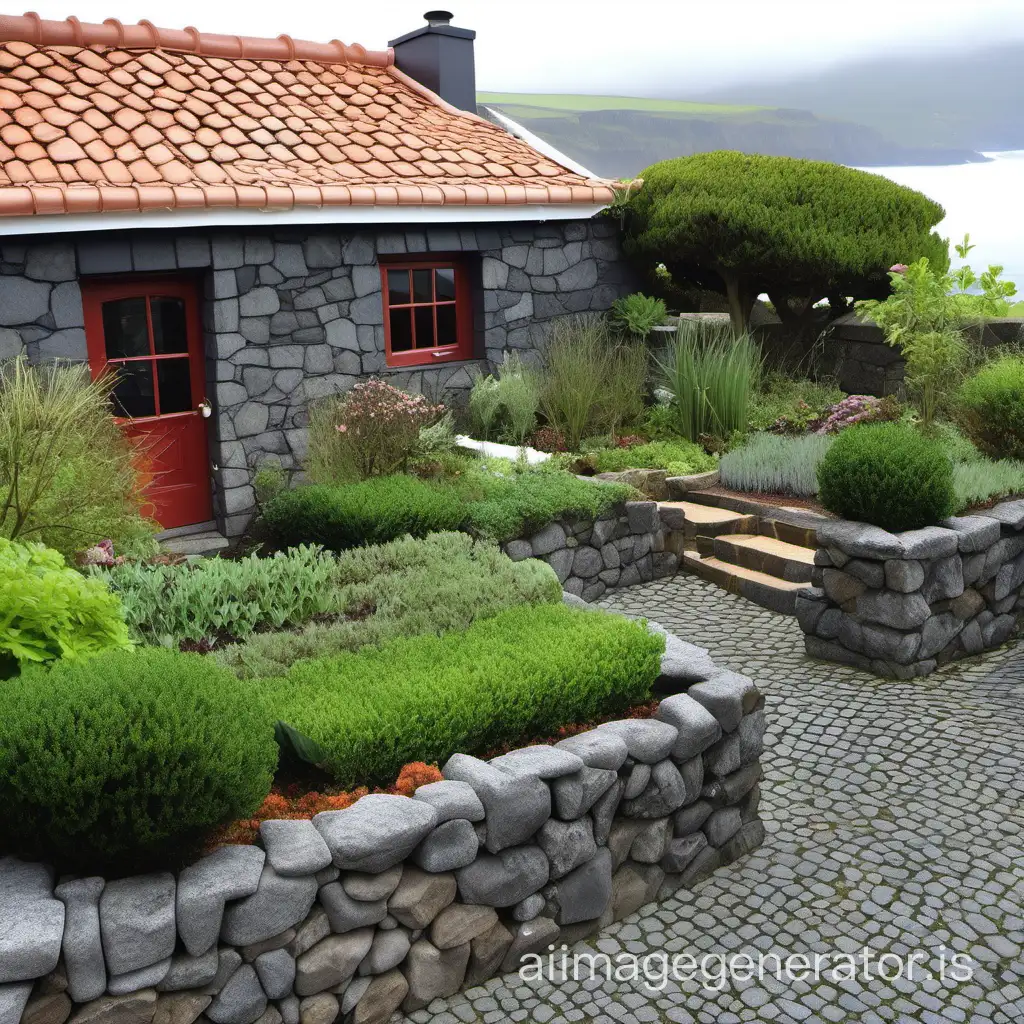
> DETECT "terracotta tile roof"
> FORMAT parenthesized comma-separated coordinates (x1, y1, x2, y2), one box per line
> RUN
(0, 13, 618, 219)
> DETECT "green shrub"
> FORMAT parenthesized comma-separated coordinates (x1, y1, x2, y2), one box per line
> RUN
(656, 318, 762, 440)
(0, 648, 276, 871)
(258, 603, 663, 786)
(720, 433, 833, 497)
(469, 354, 541, 444)
(104, 545, 342, 645)
(958, 354, 1024, 460)
(1, 538, 131, 677)
(215, 532, 561, 678)
(0, 357, 157, 558)
(587, 439, 716, 476)
(610, 293, 668, 338)
(953, 458, 1024, 510)
(260, 477, 466, 550)
(817, 423, 955, 531)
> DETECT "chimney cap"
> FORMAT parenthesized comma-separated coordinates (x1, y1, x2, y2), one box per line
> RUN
(424, 10, 454, 25)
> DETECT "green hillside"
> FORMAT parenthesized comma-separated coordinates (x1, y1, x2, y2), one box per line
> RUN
(477, 92, 764, 117)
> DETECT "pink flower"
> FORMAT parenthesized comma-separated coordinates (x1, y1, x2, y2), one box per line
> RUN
(335, 424, 348, 433)
(890, 264, 908, 275)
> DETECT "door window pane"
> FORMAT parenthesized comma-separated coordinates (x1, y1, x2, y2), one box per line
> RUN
(151, 297, 188, 354)
(156, 358, 192, 414)
(435, 267, 456, 301)
(414, 306, 435, 349)
(435, 304, 457, 347)
(389, 307, 413, 352)
(102, 298, 149, 359)
(111, 362, 156, 417)
(412, 269, 433, 304)
(386, 268, 410, 305)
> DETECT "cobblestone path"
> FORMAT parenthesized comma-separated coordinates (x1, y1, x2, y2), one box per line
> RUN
(404, 575, 1024, 1024)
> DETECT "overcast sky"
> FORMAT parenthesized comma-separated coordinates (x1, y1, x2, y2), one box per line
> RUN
(20, 0, 1024, 95)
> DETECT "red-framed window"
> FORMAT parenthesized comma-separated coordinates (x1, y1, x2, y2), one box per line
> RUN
(380, 256, 473, 367)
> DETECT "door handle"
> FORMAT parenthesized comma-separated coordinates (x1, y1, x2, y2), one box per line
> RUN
(197, 400, 212, 418)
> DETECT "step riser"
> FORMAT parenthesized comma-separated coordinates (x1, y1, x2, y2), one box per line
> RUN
(712, 538, 814, 584)
(681, 554, 798, 615)
(757, 518, 818, 549)
(684, 516, 754, 541)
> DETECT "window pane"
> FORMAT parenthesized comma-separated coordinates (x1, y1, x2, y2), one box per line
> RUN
(102, 298, 149, 358)
(435, 267, 456, 301)
(389, 307, 413, 352)
(414, 306, 435, 349)
(157, 358, 193, 414)
(412, 269, 433, 304)
(387, 268, 410, 305)
(436, 304, 458, 348)
(111, 362, 155, 417)
(151, 297, 188, 354)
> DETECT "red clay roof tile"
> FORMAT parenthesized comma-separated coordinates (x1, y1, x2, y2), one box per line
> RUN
(0, 12, 619, 218)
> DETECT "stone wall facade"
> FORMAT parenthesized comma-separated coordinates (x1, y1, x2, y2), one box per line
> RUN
(0, 642, 765, 1024)
(796, 502, 1024, 677)
(829, 313, 1024, 397)
(0, 217, 635, 537)
(502, 499, 682, 602)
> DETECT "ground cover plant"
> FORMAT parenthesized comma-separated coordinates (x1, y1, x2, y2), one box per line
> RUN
(257, 602, 663, 786)
(103, 544, 342, 646)
(720, 433, 834, 497)
(214, 533, 561, 678)
(747, 373, 844, 432)
(0, 647, 277, 872)
(1, 538, 131, 677)
(584, 438, 716, 476)
(0, 357, 156, 559)
(817, 422, 955, 531)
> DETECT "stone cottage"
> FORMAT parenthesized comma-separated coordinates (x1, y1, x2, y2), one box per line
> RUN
(0, 11, 636, 539)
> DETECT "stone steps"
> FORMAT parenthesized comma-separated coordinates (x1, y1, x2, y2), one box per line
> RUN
(681, 551, 807, 615)
(697, 533, 815, 584)
(658, 500, 754, 540)
(158, 530, 229, 557)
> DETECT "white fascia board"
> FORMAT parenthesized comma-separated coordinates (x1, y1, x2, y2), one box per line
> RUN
(0, 203, 608, 238)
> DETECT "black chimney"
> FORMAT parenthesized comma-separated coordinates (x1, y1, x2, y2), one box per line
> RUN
(389, 11, 476, 112)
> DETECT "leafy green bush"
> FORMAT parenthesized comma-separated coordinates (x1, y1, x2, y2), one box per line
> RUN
(587, 439, 716, 476)
(1, 538, 131, 677)
(104, 545, 342, 645)
(540, 315, 648, 447)
(623, 152, 947, 333)
(610, 293, 668, 338)
(817, 423, 955, 531)
(0, 648, 276, 871)
(261, 476, 466, 550)
(0, 357, 156, 558)
(656, 318, 762, 440)
(957, 354, 1024, 460)
(469, 354, 541, 445)
(215, 533, 561, 678)
(720, 433, 834, 497)
(258, 603, 663, 786)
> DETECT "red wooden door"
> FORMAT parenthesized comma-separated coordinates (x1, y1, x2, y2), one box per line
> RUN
(82, 277, 213, 531)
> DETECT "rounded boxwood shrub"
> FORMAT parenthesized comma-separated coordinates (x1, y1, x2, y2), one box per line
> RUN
(817, 422, 955, 532)
(958, 355, 1024, 460)
(0, 648, 277, 872)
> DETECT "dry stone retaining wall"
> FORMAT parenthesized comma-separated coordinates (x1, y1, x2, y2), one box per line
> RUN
(0, 623, 765, 1024)
(502, 500, 683, 602)
(796, 500, 1024, 676)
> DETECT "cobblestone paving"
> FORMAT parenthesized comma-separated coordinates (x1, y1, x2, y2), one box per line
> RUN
(404, 574, 1024, 1024)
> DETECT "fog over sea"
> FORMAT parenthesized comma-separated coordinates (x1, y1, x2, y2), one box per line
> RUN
(858, 151, 1024, 292)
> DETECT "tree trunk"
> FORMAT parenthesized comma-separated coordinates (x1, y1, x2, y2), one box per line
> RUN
(721, 273, 753, 335)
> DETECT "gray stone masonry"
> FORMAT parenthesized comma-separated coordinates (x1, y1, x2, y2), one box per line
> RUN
(797, 504, 1024, 676)
(0, 219, 635, 538)
(501, 500, 683, 602)
(3, 612, 763, 1024)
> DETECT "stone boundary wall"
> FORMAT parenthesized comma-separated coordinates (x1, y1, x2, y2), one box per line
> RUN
(501, 500, 681, 602)
(0, 626, 765, 1024)
(829, 314, 1024, 398)
(795, 501, 1024, 677)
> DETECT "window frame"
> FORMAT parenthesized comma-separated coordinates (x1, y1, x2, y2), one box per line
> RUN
(379, 254, 474, 368)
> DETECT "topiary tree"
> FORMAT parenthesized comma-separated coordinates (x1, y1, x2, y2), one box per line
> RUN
(621, 152, 948, 334)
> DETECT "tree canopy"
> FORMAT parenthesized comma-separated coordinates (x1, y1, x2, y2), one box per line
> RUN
(621, 151, 949, 333)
